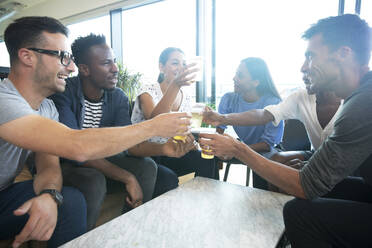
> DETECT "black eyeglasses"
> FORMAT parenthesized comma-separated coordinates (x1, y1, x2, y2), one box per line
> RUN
(27, 48, 74, 66)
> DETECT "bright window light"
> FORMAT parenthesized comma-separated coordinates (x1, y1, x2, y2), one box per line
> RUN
(121, 0, 196, 96)
(215, 0, 339, 103)
(0, 42, 10, 67)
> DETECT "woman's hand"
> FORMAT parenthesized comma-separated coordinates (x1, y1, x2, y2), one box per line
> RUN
(169, 63, 199, 87)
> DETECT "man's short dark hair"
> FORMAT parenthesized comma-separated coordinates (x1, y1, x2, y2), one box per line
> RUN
(71, 33, 106, 65)
(302, 14, 371, 65)
(4, 16, 68, 65)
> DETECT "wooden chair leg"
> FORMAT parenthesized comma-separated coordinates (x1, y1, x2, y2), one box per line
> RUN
(223, 163, 231, 181)
(246, 167, 251, 186)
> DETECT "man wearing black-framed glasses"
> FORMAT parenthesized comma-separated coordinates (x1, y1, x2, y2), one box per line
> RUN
(0, 16, 191, 248)
(27, 48, 74, 67)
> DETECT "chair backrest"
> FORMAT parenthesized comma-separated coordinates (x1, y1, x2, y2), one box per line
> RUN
(0, 66, 10, 80)
(280, 119, 311, 151)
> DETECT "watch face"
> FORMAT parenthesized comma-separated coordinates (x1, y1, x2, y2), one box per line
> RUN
(41, 189, 63, 205)
(54, 191, 64, 205)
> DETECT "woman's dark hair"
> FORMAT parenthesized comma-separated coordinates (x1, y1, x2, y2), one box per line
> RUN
(157, 47, 184, 83)
(241, 57, 281, 99)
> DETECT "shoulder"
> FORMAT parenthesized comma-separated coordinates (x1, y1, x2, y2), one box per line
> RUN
(0, 79, 29, 106)
(64, 76, 80, 91)
(139, 83, 161, 97)
(110, 87, 129, 100)
(40, 98, 59, 120)
(341, 77, 372, 116)
(283, 88, 312, 103)
(261, 94, 281, 105)
(220, 92, 238, 104)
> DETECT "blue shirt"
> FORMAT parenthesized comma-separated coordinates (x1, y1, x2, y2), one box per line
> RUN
(218, 92, 284, 147)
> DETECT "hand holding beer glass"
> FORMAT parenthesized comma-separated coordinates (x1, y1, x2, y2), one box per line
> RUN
(173, 57, 203, 142)
(199, 128, 216, 159)
(186, 56, 203, 83)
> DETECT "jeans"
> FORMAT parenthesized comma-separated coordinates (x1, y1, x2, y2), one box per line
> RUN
(0, 180, 86, 247)
(284, 177, 372, 248)
(61, 153, 157, 230)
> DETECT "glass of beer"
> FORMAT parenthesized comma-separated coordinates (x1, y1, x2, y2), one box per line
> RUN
(199, 129, 215, 159)
(191, 103, 205, 129)
(186, 56, 203, 83)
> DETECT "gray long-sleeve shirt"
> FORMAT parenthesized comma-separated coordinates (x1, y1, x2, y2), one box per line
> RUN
(300, 71, 372, 199)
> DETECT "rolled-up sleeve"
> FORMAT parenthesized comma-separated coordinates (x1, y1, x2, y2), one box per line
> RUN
(264, 91, 301, 126)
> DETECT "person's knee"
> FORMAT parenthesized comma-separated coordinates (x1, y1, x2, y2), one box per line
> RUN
(60, 187, 87, 236)
(141, 157, 158, 179)
(153, 165, 179, 197)
(81, 169, 107, 202)
(283, 198, 309, 227)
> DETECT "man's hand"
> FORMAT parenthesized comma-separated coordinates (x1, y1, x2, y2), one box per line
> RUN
(199, 133, 239, 158)
(285, 158, 305, 169)
(162, 134, 197, 158)
(12, 194, 58, 248)
(202, 106, 223, 127)
(151, 112, 191, 138)
(124, 176, 143, 209)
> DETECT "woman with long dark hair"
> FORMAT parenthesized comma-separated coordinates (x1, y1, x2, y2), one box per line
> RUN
(216, 57, 284, 190)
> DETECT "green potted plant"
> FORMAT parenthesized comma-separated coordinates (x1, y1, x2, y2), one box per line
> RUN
(116, 62, 142, 112)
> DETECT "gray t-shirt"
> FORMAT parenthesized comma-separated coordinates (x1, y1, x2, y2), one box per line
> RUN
(300, 72, 372, 199)
(0, 78, 59, 191)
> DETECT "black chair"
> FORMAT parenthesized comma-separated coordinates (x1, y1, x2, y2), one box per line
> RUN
(222, 157, 250, 186)
(279, 119, 311, 151)
(0, 66, 10, 80)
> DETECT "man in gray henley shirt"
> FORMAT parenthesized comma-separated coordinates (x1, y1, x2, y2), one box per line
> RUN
(199, 14, 372, 247)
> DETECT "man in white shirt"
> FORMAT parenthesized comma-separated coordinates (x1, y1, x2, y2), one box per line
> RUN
(203, 73, 342, 166)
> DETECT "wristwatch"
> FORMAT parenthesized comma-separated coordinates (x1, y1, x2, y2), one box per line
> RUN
(39, 189, 63, 206)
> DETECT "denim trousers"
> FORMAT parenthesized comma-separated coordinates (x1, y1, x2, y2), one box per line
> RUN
(0, 180, 86, 247)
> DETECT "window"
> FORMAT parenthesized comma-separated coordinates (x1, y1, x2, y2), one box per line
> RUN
(343, 0, 357, 14)
(68, 15, 111, 48)
(360, 0, 372, 68)
(0, 42, 10, 67)
(215, 0, 339, 103)
(121, 0, 196, 98)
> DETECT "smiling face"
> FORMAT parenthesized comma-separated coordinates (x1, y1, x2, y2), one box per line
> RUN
(233, 62, 259, 94)
(33, 31, 75, 95)
(301, 33, 342, 95)
(159, 51, 186, 82)
(84, 44, 118, 90)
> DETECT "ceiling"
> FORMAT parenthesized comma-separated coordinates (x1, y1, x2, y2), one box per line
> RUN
(0, 0, 152, 40)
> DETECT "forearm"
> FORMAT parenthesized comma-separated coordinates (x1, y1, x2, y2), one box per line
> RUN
(6, 116, 157, 162)
(128, 141, 165, 157)
(33, 154, 62, 194)
(84, 159, 134, 183)
(150, 83, 180, 118)
(221, 109, 274, 126)
(249, 142, 271, 153)
(233, 141, 305, 198)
